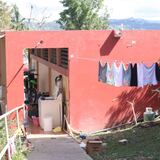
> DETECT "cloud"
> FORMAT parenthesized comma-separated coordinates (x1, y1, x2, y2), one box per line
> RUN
(104, 0, 160, 20)
(5, 0, 63, 21)
(4, 0, 160, 20)
(135, 8, 160, 20)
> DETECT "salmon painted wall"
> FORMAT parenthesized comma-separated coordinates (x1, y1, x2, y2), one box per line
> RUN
(68, 30, 160, 132)
(4, 31, 160, 132)
(5, 37, 24, 110)
(4, 31, 77, 110)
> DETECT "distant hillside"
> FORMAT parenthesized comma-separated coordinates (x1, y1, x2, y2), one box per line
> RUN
(109, 18, 160, 30)
(40, 21, 61, 30)
(28, 18, 160, 30)
(28, 21, 61, 30)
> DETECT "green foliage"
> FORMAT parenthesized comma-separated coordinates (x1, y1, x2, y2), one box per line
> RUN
(0, 1, 27, 31)
(12, 135, 28, 160)
(0, 117, 28, 159)
(12, 151, 26, 160)
(92, 125, 160, 160)
(0, 120, 7, 151)
(11, 5, 28, 30)
(0, 0, 11, 30)
(57, 0, 109, 30)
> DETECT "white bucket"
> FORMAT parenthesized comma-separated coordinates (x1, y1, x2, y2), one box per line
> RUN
(43, 116, 53, 132)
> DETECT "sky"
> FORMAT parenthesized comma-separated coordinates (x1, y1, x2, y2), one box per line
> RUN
(4, 0, 160, 21)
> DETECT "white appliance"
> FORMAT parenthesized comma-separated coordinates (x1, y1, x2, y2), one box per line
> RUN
(38, 94, 62, 129)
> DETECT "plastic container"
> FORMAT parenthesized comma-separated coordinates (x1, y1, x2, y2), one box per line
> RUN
(144, 112, 155, 121)
(43, 116, 53, 131)
(143, 107, 155, 122)
(32, 116, 39, 127)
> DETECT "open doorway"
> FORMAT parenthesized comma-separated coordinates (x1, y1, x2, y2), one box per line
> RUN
(23, 48, 69, 135)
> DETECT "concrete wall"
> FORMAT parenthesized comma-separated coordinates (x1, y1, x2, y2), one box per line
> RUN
(50, 68, 69, 118)
(31, 58, 37, 71)
(69, 30, 160, 131)
(5, 33, 24, 110)
(51, 69, 69, 101)
(4, 31, 160, 132)
(51, 69, 59, 96)
(38, 63, 49, 93)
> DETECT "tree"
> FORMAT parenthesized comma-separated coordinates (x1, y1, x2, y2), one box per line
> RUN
(27, 5, 51, 30)
(57, 0, 109, 30)
(11, 5, 28, 30)
(0, 0, 11, 30)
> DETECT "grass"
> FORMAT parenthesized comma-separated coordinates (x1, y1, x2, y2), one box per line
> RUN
(12, 134, 28, 160)
(0, 118, 28, 160)
(91, 124, 160, 160)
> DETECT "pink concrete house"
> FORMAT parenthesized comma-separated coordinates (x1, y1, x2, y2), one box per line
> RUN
(0, 30, 160, 132)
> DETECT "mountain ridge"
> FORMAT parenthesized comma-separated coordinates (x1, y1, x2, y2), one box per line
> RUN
(109, 18, 160, 30)
(29, 18, 160, 30)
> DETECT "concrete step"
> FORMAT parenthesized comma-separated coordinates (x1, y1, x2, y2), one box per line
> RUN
(27, 135, 92, 160)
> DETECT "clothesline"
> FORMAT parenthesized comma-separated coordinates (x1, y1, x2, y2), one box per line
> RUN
(71, 56, 160, 64)
(99, 60, 160, 87)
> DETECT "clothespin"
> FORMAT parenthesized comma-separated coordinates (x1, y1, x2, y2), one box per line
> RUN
(114, 60, 118, 65)
(99, 59, 102, 65)
(122, 62, 126, 70)
(107, 61, 110, 67)
(99, 59, 105, 66)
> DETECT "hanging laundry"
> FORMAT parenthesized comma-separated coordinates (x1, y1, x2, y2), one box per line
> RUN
(113, 62, 124, 87)
(106, 62, 115, 85)
(137, 63, 157, 87)
(123, 63, 132, 86)
(155, 62, 160, 82)
(98, 62, 107, 83)
(130, 63, 138, 86)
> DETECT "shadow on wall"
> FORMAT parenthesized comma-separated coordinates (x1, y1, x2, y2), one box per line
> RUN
(100, 30, 120, 56)
(105, 84, 160, 128)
